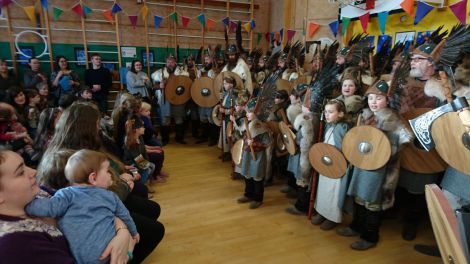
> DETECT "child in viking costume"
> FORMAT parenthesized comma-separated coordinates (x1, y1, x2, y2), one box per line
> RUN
(237, 98, 272, 209)
(335, 69, 365, 126)
(312, 99, 349, 230)
(218, 77, 237, 162)
(230, 93, 249, 179)
(337, 79, 413, 250)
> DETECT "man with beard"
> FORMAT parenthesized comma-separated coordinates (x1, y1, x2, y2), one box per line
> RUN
(255, 55, 270, 86)
(221, 44, 252, 94)
(274, 54, 299, 83)
(151, 55, 190, 145)
(184, 55, 202, 140)
(197, 53, 219, 146)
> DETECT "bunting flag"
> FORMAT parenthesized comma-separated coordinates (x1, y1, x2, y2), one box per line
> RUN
(207, 18, 215, 31)
(111, 3, 122, 14)
(359, 12, 370, 33)
(308, 22, 320, 38)
(287, 29, 296, 42)
(229, 21, 237, 33)
(23, 6, 36, 24)
(197, 13, 206, 27)
(103, 10, 114, 23)
(366, 0, 375, 10)
(279, 28, 284, 41)
(250, 19, 256, 30)
(222, 17, 230, 26)
(72, 3, 84, 17)
(265, 32, 270, 42)
(40, 0, 48, 10)
(181, 16, 190, 28)
(270, 32, 274, 42)
(169, 12, 178, 24)
(257, 32, 262, 44)
(0, 0, 13, 8)
(154, 16, 163, 29)
(141, 5, 149, 19)
(274, 31, 280, 41)
(243, 22, 251, 32)
(329, 20, 339, 37)
(341, 17, 351, 36)
(378, 11, 388, 35)
(400, 0, 414, 16)
(129, 15, 138, 29)
(414, 1, 434, 25)
(83, 5, 92, 16)
(449, 0, 467, 25)
(53, 7, 63, 21)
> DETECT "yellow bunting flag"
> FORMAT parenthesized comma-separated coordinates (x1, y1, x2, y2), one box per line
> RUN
(23, 6, 36, 24)
(243, 22, 251, 33)
(141, 5, 149, 19)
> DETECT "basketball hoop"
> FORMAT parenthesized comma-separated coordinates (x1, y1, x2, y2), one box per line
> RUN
(14, 30, 48, 59)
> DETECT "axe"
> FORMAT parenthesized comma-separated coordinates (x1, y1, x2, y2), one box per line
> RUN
(409, 97, 469, 151)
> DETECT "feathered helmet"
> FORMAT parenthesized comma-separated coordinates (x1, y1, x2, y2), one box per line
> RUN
(292, 83, 308, 99)
(365, 79, 391, 97)
(246, 97, 258, 112)
(226, 44, 239, 55)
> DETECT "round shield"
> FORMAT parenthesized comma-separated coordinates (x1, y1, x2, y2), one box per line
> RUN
(343, 126, 391, 170)
(431, 106, 470, 175)
(266, 121, 281, 135)
(275, 133, 289, 157)
(400, 109, 447, 174)
(231, 139, 244, 165)
(227, 121, 233, 138)
(212, 105, 222, 127)
(279, 121, 296, 155)
(190, 77, 218, 107)
(425, 184, 467, 264)
(214, 71, 246, 98)
(293, 75, 308, 87)
(276, 79, 293, 94)
(165, 75, 193, 105)
(309, 143, 347, 179)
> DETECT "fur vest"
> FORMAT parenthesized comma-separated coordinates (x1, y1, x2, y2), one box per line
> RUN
(424, 77, 470, 103)
(293, 112, 317, 185)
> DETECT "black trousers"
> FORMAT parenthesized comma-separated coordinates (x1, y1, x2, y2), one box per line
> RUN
(244, 178, 265, 202)
(350, 202, 381, 243)
(395, 186, 427, 226)
(124, 195, 165, 263)
(294, 186, 310, 212)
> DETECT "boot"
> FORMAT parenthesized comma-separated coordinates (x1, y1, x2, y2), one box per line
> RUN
(175, 124, 187, 144)
(161, 126, 170, 146)
(191, 119, 200, 138)
(208, 123, 219, 146)
(196, 122, 209, 144)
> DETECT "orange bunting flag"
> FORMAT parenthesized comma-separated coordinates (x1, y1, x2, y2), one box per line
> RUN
(103, 10, 114, 23)
(207, 18, 215, 31)
(308, 22, 320, 38)
(141, 5, 149, 19)
(23, 6, 36, 24)
(400, 0, 415, 16)
(243, 22, 251, 33)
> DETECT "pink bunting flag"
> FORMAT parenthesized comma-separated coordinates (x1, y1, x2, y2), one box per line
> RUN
(287, 29, 296, 42)
(72, 3, 84, 17)
(129, 16, 138, 29)
(229, 21, 237, 33)
(449, 0, 467, 25)
(181, 16, 190, 28)
(359, 12, 370, 33)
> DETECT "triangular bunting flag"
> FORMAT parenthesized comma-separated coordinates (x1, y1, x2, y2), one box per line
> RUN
(329, 20, 339, 37)
(269, 32, 274, 42)
(366, 0, 375, 10)
(72, 3, 84, 17)
(103, 10, 114, 23)
(111, 3, 122, 14)
(414, 1, 434, 25)
(207, 18, 215, 31)
(83, 5, 92, 16)
(378, 11, 388, 35)
(308, 22, 320, 38)
(449, 0, 467, 25)
(229, 21, 237, 33)
(341, 17, 351, 36)
(257, 32, 262, 44)
(169, 12, 178, 24)
(53, 7, 63, 21)
(274, 32, 280, 42)
(23, 6, 36, 24)
(265, 32, 270, 42)
(181, 16, 190, 28)
(400, 0, 414, 16)
(141, 6, 149, 19)
(287, 29, 296, 42)
(40, 0, 48, 10)
(222, 17, 230, 26)
(129, 16, 138, 29)
(279, 28, 284, 41)
(359, 12, 370, 33)
(250, 19, 256, 30)
(243, 22, 251, 33)
(0, 0, 12, 8)
(197, 13, 206, 27)
(154, 16, 163, 29)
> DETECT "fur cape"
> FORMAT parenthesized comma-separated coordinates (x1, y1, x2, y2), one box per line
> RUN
(286, 102, 302, 124)
(424, 75, 470, 102)
(293, 112, 317, 187)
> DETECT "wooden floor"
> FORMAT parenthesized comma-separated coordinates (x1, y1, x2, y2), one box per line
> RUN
(143, 138, 441, 264)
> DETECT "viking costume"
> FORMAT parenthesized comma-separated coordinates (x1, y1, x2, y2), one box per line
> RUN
(221, 45, 253, 95)
(151, 57, 189, 145)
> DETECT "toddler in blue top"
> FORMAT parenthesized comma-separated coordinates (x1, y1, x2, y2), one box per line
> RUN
(26, 149, 140, 263)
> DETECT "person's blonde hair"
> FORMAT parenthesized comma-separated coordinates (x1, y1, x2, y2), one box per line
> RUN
(64, 149, 108, 184)
(140, 102, 151, 111)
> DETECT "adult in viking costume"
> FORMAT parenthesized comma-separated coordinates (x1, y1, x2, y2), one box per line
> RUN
(151, 55, 190, 145)
(184, 54, 202, 140)
(221, 44, 253, 95)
